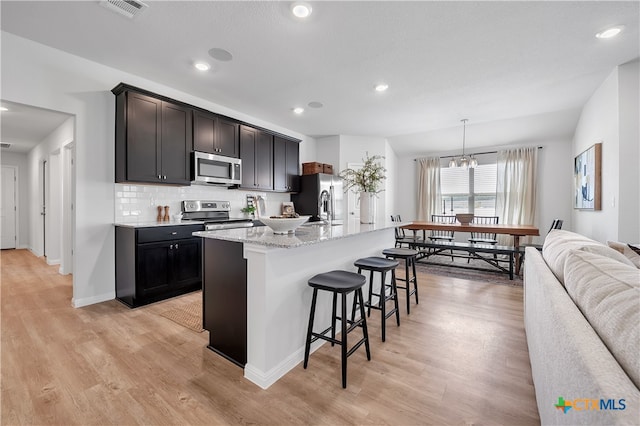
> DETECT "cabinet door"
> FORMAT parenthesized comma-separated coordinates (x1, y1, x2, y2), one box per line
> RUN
(193, 110, 217, 154)
(161, 102, 192, 185)
(126, 92, 161, 183)
(216, 117, 240, 158)
(273, 137, 287, 191)
(273, 137, 299, 192)
(285, 139, 300, 192)
(255, 131, 273, 190)
(137, 242, 171, 298)
(172, 238, 202, 289)
(240, 126, 257, 189)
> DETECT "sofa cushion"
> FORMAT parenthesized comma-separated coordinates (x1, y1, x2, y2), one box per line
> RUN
(542, 230, 634, 284)
(563, 249, 640, 389)
(607, 240, 640, 268)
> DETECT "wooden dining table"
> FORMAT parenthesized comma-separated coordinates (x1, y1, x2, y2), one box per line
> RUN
(401, 221, 540, 275)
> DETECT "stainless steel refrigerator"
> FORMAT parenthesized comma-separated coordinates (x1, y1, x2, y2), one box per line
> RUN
(291, 173, 344, 224)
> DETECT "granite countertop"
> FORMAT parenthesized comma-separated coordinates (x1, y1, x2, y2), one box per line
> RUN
(192, 219, 404, 248)
(114, 220, 205, 228)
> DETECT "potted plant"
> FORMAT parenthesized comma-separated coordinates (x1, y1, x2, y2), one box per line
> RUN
(339, 153, 386, 223)
(241, 205, 256, 218)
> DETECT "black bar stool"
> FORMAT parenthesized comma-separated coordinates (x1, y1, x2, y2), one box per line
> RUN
(382, 247, 419, 314)
(353, 257, 400, 342)
(303, 270, 371, 388)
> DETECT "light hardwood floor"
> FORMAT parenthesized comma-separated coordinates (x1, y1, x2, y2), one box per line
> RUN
(1, 249, 540, 425)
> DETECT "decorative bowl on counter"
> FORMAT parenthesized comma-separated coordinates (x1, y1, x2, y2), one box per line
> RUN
(455, 213, 474, 225)
(259, 215, 311, 234)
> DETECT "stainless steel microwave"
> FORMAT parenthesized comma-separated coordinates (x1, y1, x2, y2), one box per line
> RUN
(191, 151, 241, 186)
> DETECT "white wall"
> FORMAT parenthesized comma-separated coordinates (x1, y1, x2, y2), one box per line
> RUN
(314, 136, 340, 171)
(314, 135, 396, 224)
(339, 135, 390, 224)
(573, 61, 639, 243)
(46, 149, 62, 265)
(0, 152, 29, 248)
(617, 59, 640, 243)
(1, 31, 314, 307)
(26, 117, 74, 258)
(394, 139, 574, 244)
(384, 141, 397, 222)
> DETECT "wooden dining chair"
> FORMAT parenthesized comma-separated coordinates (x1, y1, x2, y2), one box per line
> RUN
(467, 216, 499, 263)
(391, 215, 423, 248)
(518, 218, 563, 269)
(429, 214, 456, 261)
(522, 219, 563, 252)
(468, 216, 499, 244)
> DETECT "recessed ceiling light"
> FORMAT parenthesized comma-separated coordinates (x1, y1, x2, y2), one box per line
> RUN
(293, 107, 305, 114)
(291, 2, 312, 18)
(208, 48, 233, 62)
(194, 61, 211, 71)
(0, 107, 8, 112)
(308, 101, 323, 109)
(374, 83, 389, 92)
(596, 26, 624, 39)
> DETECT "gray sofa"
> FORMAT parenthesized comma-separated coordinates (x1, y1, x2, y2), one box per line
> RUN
(524, 230, 639, 424)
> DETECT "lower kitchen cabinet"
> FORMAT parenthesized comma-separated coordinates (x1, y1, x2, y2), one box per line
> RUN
(116, 224, 203, 308)
(202, 238, 247, 367)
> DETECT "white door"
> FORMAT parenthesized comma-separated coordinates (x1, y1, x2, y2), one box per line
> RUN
(1, 166, 17, 249)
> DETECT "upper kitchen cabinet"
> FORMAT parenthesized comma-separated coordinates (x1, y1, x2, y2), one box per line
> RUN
(113, 84, 192, 185)
(240, 125, 273, 190)
(273, 136, 300, 192)
(193, 110, 240, 158)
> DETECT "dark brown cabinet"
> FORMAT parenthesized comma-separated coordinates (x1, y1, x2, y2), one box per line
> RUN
(202, 238, 247, 367)
(240, 125, 274, 190)
(114, 85, 192, 185)
(116, 225, 203, 308)
(113, 83, 300, 191)
(193, 110, 239, 158)
(273, 136, 300, 192)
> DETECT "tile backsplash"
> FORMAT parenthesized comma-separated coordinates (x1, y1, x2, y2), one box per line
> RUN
(115, 183, 291, 223)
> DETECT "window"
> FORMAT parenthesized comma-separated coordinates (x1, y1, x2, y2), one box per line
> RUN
(440, 161, 497, 216)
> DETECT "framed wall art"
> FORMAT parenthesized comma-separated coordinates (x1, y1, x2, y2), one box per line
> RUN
(574, 142, 602, 210)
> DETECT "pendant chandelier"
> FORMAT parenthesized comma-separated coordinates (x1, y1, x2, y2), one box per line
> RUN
(449, 119, 478, 169)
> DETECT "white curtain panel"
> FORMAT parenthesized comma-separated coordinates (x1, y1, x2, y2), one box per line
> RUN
(496, 147, 538, 245)
(417, 157, 442, 221)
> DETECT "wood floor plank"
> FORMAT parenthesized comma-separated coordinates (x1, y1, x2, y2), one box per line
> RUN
(1, 248, 539, 425)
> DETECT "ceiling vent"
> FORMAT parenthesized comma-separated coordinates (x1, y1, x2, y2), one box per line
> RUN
(99, 0, 148, 19)
(0, 143, 11, 149)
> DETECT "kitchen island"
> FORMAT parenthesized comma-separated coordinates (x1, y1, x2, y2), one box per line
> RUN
(193, 219, 399, 389)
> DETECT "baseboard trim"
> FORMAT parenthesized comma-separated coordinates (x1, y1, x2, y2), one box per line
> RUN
(47, 257, 61, 266)
(28, 247, 43, 257)
(243, 340, 325, 389)
(72, 292, 115, 308)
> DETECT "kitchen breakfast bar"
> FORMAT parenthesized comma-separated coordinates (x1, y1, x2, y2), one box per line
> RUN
(193, 220, 398, 389)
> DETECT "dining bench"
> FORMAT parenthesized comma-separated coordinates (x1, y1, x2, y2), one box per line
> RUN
(412, 240, 516, 279)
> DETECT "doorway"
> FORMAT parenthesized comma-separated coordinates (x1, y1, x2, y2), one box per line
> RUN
(42, 159, 47, 258)
(61, 142, 75, 275)
(1, 165, 17, 249)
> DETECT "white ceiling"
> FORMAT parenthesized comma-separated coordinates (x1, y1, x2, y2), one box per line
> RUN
(1, 1, 638, 156)
(0, 100, 72, 154)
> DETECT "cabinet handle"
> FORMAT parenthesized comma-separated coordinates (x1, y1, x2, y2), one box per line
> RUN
(171, 232, 178, 235)
(157, 175, 161, 179)
(169, 244, 174, 249)
(163, 175, 167, 180)
(175, 243, 179, 249)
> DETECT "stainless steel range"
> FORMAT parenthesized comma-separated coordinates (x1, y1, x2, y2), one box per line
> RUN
(181, 200, 254, 231)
